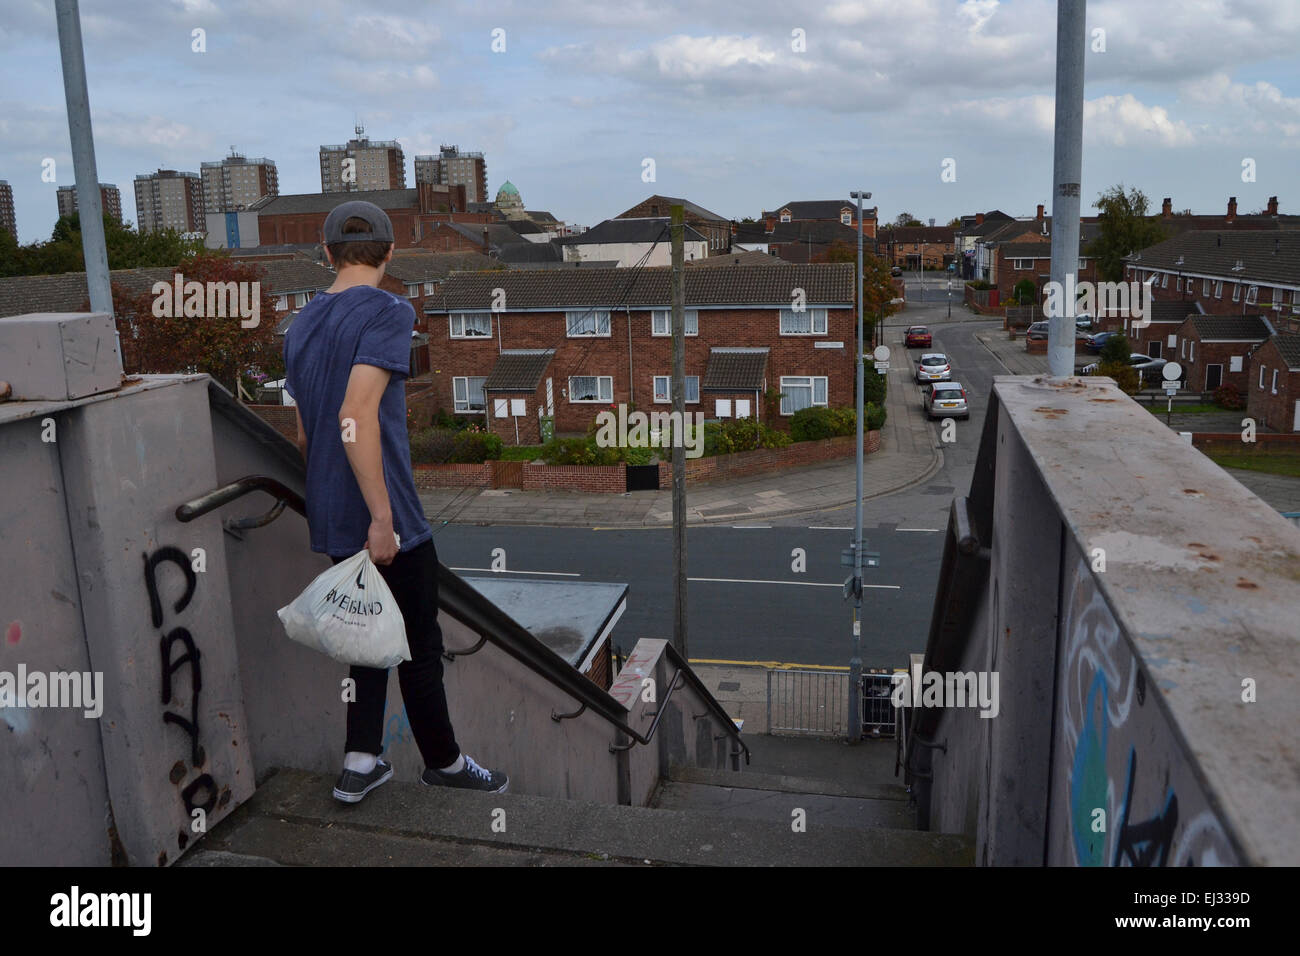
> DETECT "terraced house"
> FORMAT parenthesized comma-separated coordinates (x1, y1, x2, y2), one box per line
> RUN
(423, 263, 856, 445)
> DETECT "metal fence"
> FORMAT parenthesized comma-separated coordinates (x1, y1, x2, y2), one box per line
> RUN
(766, 669, 848, 737)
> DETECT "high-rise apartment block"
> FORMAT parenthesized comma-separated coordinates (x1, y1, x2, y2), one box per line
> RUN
(320, 126, 406, 193)
(134, 169, 205, 234)
(0, 181, 15, 237)
(414, 145, 488, 205)
(201, 150, 278, 212)
(56, 183, 123, 222)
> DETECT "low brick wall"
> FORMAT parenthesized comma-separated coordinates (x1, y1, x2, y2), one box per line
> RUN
(657, 432, 868, 488)
(247, 403, 297, 441)
(1191, 432, 1300, 454)
(411, 463, 491, 489)
(522, 464, 626, 492)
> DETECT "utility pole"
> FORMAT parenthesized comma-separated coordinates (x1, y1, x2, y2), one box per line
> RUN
(670, 206, 688, 659)
(848, 189, 871, 742)
(55, 0, 112, 315)
(1048, 0, 1086, 378)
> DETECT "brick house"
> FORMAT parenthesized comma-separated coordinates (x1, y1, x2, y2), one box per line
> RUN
(1104, 300, 1204, 360)
(760, 200, 878, 237)
(1170, 314, 1274, 393)
(992, 237, 1099, 310)
(877, 225, 956, 271)
(1248, 334, 1300, 432)
(1124, 230, 1300, 336)
(614, 195, 732, 254)
(423, 264, 856, 444)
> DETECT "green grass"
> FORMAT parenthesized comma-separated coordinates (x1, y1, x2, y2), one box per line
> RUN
(496, 445, 546, 461)
(1144, 403, 1234, 415)
(1205, 450, 1300, 478)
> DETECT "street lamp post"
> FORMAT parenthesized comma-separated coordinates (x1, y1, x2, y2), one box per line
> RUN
(947, 278, 952, 318)
(849, 189, 871, 743)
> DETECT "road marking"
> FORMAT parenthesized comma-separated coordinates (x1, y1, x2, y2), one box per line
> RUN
(896, 528, 940, 532)
(688, 576, 900, 590)
(731, 524, 771, 529)
(450, 567, 581, 577)
(808, 526, 853, 530)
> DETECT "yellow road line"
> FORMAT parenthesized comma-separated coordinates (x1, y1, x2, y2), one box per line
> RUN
(687, 657, 850, 671)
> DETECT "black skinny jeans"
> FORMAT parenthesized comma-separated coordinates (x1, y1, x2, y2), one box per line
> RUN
(330, 539, 460, 769)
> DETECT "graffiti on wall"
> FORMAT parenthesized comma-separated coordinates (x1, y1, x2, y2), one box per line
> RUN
(1056, 547, 1235, 866)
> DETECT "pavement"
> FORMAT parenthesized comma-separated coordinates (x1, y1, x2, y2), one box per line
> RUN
(419, 336, 943, 528)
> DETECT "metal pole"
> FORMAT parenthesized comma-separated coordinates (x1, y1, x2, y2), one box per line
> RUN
(1048, 0, 1087, 378)
(55, 0, 111, 315)
(670, 205, 688, 659)
(849, 190, 869, 743)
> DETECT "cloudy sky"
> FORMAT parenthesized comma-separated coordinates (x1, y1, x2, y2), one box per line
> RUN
(2, 0, 1298, 244)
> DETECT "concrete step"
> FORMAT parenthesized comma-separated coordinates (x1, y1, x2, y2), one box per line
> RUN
(651, 780, 916, 830)
(194, 768, 973, 867)
(666, 764, 911, 802)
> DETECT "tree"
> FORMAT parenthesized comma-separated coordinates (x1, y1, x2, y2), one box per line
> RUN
(1100, 332, 1131, 365)
(892, 212, 923, 227)
(946, 217, 962, 229)
(813, 240, 901, 328)
(1012, 279, 1037, 306)
(0, 212, 203, 277)
(1087, 185, 1168, 282)
(102, 251, 280, 394)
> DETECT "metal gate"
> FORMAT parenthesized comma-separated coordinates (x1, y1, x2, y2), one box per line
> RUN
(489, 460, 523, 489)
(625, 464, 660, 491)
(766, 669, 848, 736)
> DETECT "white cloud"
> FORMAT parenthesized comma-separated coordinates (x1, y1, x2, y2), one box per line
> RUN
(649, 35, 778, 77)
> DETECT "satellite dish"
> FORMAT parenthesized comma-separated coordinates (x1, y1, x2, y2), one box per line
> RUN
(1162, 362, 1182, 382)
(873, 345, 891, 362)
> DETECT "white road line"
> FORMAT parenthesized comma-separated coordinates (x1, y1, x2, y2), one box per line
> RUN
(896, 528, 940, 532)
(808, 526, 853, 530)
(450, 567, 582, 577)
(688, 576, 901, 590)
(731, 525, 772, 529)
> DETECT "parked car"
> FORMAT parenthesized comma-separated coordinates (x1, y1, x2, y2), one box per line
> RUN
(916, 352, 952, 383)
(891, 265, 903, 277)
(1085, 330, 1118, 354)
(1027, 319, 1091, 343)
(922, 382, 969, 419)
(1081, 352, 1169, 383)
(904, 326, 932, 349)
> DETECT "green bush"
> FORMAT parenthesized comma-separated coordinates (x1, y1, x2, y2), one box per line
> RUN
(1097, 361, 1140, 395)
(1099, 333, 1131, 366)
(789, 406, 839, 441)
(702, 418, 790, 456)
(857, 360, 888, 405)
(497, 445, 546, 461)
(540, 436, 623, 466)
(431, 408, 477, 432)
(866, 401, 887, 431)
(448, 430, 503, 463)
(1213, 383, 1245, 410)
(967, 279, 993, 291)
(409, 428, 457, 464)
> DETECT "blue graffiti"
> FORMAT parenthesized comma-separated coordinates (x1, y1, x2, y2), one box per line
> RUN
(1071, 671, 1110, 866)
(381, 706, 411, 754)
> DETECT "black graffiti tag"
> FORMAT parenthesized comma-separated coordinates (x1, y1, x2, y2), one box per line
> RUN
(1113, 748, 1179, 867)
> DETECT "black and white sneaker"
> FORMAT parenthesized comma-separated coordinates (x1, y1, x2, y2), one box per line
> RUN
(421, 755, 508, 793)
(332, 758, 393, 804)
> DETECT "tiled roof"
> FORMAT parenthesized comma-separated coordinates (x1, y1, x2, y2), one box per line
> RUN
(1188, 314, 1273, 340)
(686, 250, 788, 268)
(998, 239, 1091, 258)
(250, 188, 418, 215)
(497, 241, 563, 264)
(732, 220, 862, 246)
(1270, 333, 1300, 369)
(484, 349, 555, 390)
(702, 348, 768, 390)
(1137, 300, 1205, 324)
(246, 259, 337, 293)
(617, 195, 728, 223)
(762, 200, 877, 221)
(427, 263, 854, 312)
(438, 222, 526, 249)
(562, 218, 706, 245)
(384, 252, 501, 282)
(880, 226, 955, 243)
(525, 210, 559, 224)
(1125, 230, 1300, 287)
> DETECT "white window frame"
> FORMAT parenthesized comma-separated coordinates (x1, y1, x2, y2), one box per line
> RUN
(449, 312, 492, 338)
(1189, 341, 1195, 362)
(1176, 277, 1183, 292)
(405, 284, 420, 299)
(1202, 278, 1211, 296)
(294, 292, 309, 308)
(652, 375, 699, 403)
(1078, 258, 1088, 271)
(1246, 285, 1258, 304)
(1180, 338, 1185, 359)
(1013, 259, 1032, 270)
(1160, 273, 1168, 288)
(452, 375, 487, 413)
(568, 375, 613, 403)
(275, 294, 289, 311)
(1272, 370, 1279, 394)
(1232, 283, 1241, 302)
(1214, 280, 1223, 299)
(566, 310, 611, 337)
(1260, 365, 1267, 389)
(780, 212, 791, 223)
(651, 309, 698, 336)
(424, 281, 437, 295)
(841, 212, 852, 225)
(779, 307, 828, 335)
(779, 375, 828, 415)
(1230, 355, 1243, 373)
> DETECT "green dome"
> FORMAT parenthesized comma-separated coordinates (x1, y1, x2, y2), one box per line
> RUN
(497, 181, 520, 198)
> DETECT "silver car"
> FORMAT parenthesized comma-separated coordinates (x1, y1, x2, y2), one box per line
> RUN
(916, 352, 952, 383)
(923, 382, 969, 419)
(1081, 352, 1169, 383)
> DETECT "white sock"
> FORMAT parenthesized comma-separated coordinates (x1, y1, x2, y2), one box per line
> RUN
(344, 751, 378, 774)
(439, 754, 465, 773)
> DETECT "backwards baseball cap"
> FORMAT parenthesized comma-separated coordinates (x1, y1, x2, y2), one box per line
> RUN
(322, 200, 395, 244)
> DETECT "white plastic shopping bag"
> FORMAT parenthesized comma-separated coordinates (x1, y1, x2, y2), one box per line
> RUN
(277, 546, 410, 668)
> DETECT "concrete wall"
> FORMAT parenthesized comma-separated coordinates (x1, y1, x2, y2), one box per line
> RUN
(920, 375, 1300, 865)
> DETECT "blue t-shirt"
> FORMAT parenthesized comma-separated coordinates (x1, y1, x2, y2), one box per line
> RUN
(282, 285, 432, 557)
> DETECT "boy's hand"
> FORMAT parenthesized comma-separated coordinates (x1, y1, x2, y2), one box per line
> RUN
(365, 517, 398, 565)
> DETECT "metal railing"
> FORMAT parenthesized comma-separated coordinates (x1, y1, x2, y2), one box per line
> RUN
(175, 475, 750, 768)
(766, 668, 849, 736)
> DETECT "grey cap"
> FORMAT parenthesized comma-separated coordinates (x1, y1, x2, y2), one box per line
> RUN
(323, 200, 395, 244)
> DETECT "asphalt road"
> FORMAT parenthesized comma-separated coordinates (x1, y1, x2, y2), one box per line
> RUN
(434, 303, 1006, 670)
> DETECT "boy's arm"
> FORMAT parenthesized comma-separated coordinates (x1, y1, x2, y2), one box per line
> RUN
(294, 407, 307, 460)
(339, 364, 398, 565)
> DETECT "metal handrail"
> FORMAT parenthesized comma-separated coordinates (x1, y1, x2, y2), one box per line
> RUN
(177, 475, 751, 763)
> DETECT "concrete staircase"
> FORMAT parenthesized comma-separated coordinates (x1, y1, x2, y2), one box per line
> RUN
(183, 737, 973, 867)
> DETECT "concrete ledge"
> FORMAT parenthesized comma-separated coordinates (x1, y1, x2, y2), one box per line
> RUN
(666, 765, 910, 802)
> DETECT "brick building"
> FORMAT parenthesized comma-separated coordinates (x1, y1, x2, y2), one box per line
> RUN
(251, 184, 491, 248)
(615, 195, 732, 253)
(760, 200, 877, 237)
(424, 264, 856, 444)
(994, 236, 1099, 309)
(1105, 300, 1205, 360)
(1248, 334, 1300, 432)
(56, 183, 123, 223)
(134, 169, 205, 234)
(878, 225, 956, 270)
(1169, 314, 1275, 393)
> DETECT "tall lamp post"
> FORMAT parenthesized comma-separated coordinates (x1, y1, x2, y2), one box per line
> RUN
(849, 189, 871, 743)
(947, 278, 952, 318)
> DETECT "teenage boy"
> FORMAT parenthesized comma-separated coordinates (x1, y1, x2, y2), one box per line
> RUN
(283, 200, 507, 802)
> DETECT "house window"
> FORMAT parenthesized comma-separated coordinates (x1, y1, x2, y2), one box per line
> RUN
(1079, 259, 1088, 271)
(568, 375, 613, 403)
(566, 310, 611, 337)
(450, 312, 492, 338)
(1246, 285, 1258, 304)
(1176, 277, 1182, 292)
(1160, 273, 1168, 288)
(1180, 339, 1185, 358)
(1013, 259, 1032, 270)
(1202, 278, 1211, 296)
(653, 375, 699, 403)
(1230, 356, 1243, 373)
(294, 292, 309, 308)
(1214, 280, 1223, 298)
(406, 284, 420, 298)
(779, 376, 828, 414)
(715, 399, 732, 417)
(780, 211, 791, 222)
(1259, 365, 1267, 389)
(424, 281, 437, 295)
(1189, 341, 1195, 362)
(452, 376, 486, 413)
(651, 309, 698, 336)
(1272, 370, 1279, 394)
(841, 212, 852, 225)
(779, 307, 828, 335)
(275, 294, 289, 311)
(1233, 283, 1241, 302)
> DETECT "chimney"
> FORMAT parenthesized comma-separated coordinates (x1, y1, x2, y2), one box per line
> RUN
(1036, 204, 1044, 221)
(1267, 196, 1279, 216)
(482, 227, 490, 250)
(1162, 197, 1172, 218)
(976, 212, 985, 226)
(1227, 196, 1237, 220)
